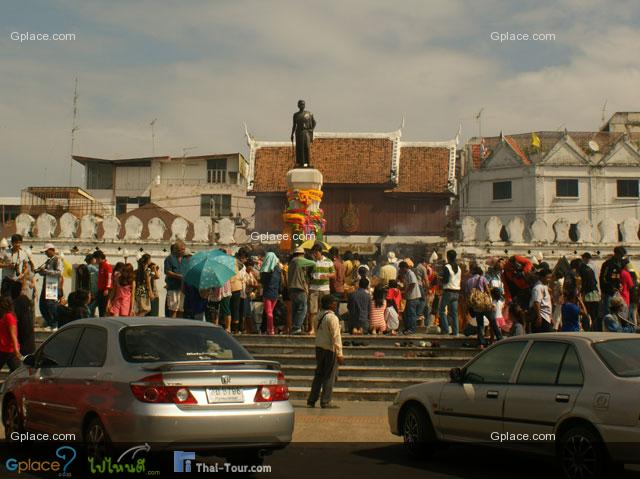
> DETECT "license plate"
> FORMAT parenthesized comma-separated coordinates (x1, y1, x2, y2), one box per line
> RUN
(206, 387, 244, 404)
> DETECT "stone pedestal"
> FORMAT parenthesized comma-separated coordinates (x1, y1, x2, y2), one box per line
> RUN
(283, 168, 325, 251)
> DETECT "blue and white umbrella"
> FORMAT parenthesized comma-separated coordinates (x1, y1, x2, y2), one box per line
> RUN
(183, 249, 236, 290)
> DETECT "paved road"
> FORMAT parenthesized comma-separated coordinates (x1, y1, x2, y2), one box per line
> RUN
(4, 400, 640, 478)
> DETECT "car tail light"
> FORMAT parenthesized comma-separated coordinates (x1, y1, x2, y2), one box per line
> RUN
(130, 374, 197, 404)
(254, 372, 289, 403)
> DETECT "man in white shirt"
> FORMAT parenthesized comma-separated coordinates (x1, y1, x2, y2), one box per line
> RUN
(0, 234, 32, 297)
(530, 262, 553, 333)
(307, 295, 344, 409)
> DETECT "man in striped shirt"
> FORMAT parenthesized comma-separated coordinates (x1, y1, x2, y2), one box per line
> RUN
(308, 244, 336, 335)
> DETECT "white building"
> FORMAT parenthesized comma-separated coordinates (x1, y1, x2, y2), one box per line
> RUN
(460, 113, 640, 243)
(72, 153, 254, 226)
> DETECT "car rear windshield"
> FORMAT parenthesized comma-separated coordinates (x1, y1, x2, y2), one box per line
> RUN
(594, 339, 640, 377)
(120, 325, 253, 363)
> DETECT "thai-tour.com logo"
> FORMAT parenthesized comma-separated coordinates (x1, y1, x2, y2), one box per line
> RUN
(173, 451, 272, 474)
(5, 445, 76, 475)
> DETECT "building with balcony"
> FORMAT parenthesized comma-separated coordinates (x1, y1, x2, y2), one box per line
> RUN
(73, 153, 254, 226)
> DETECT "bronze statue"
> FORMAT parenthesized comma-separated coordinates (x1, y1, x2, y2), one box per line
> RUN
(291, 100, 316, 167)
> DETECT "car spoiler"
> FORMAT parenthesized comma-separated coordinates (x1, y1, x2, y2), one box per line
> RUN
(142, 359, 282, 372)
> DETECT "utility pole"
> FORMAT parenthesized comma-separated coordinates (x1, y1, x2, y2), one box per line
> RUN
(70, 78, 79, 186)
(601, 99, 607, 124)
(150, 118, 157, 157)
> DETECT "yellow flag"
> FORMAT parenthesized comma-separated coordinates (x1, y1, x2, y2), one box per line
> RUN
(531, 132, 541, 149)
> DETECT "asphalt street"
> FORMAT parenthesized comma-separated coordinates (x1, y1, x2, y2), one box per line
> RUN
(3, 400, 640, 478)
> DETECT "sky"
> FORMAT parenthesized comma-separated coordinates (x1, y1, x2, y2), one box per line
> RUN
(1, 0, 640, 194)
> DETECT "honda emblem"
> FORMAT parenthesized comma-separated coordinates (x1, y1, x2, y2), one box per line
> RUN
(220, 375, 231, 385)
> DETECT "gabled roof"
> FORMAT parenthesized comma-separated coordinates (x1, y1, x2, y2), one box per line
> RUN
(468, 131, 640, 169)
(390, 144, 452, 194)
(252, 136, 395, 191)
(246, 128, 456, 195)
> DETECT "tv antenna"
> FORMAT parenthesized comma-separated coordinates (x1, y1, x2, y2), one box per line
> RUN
(150, 118, 157, 157)
(600, 99, 607, 124)
(475, 108, 484, 138)
(69, 78, 79, 186)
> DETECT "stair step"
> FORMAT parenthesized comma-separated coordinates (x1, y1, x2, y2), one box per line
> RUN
(281, 364, 451, 379)
(251, 353, 467, 368)
(241, 343, 477, 358)
(288, 386, 398, 401)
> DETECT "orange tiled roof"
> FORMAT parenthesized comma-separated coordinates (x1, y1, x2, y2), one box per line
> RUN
(252, 137, 394, 191)
(251, 135, 454, 195)
(391, 146, 451, 193)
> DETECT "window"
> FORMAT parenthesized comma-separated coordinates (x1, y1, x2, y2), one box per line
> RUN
(116, 196, 150, 215)
(517, 341, 567, 385)
(556, 179, 579, 198)
(594, 339, 640, 377)
(86, 163, 114, 190)
(120, 326, 252, 363)
(464, 341, 527, 384)
(38, 328, 82, 367)
(200, 194, 232, 217)
(71, 328, 108, 367)
(617, 179, 639, 198)
(207, 158, 227, 184)
(557, 346, 584, 386)
(492, 181, 512, 200)
(228, 172, 238, 184)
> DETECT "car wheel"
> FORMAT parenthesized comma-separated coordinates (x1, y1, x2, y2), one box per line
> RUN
(3, 397, 23, 436)
(558, 426, 606, 479)
(84, 417, 111, 462)
(401, 405, 436, 459)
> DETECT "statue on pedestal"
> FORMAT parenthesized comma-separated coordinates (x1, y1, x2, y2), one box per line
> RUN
(291, 99, 316, 168)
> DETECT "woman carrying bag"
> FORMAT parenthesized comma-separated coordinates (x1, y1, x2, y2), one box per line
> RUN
(466, 265, 502, 349)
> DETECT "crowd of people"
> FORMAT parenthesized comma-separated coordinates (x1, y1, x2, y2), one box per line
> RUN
(0, 233, 638, 376)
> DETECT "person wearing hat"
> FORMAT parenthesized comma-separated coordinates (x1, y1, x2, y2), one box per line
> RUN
(35, 243, 63, 331)
(529, 262, 553, 333)
(288, 246, 317, 335)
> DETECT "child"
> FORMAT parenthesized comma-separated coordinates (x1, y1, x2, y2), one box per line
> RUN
(561, 291, 585, 332)
(369, 286, 387, 335)
(491, 287, 505, 335)
(509, 303, 526, 336)
(386, 279, 402, 312)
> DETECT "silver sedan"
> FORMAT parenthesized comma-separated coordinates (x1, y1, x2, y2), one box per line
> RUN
(389, 333, 640, 479)
(1, 317, 294, 462)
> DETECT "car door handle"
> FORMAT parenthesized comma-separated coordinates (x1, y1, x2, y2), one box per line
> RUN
(556, 394, 570, 403)
(486, 390, 499, 399)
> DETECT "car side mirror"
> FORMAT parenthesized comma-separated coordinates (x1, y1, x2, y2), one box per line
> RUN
(449, 367, 464, 384)
(38, 355, 59, 368)
(23, 354, 36, 367)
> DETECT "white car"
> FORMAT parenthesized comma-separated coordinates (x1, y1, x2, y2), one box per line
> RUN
(388, 333, 640, 479)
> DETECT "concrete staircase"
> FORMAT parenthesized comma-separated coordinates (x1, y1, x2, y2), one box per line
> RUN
(15, 331, 479, 402)
(236, 334, 477, 401)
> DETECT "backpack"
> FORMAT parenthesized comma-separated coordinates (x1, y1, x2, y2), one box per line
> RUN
(468, 277, 492, 312)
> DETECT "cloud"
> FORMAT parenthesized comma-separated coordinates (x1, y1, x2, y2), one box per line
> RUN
(1, 0, 640, 194)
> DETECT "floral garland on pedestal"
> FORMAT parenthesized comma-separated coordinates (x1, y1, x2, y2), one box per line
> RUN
(281, 188, 326, 251)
